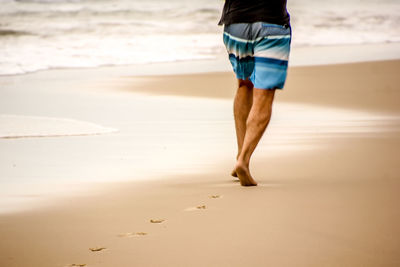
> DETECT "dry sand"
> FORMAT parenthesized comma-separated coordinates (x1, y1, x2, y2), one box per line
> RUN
(0, 60, 400, 267)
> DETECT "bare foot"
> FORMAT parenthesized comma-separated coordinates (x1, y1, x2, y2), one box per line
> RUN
(231, 169, 238, 178)
(231, 154, 240, 177)
(234, 163, 257, 186)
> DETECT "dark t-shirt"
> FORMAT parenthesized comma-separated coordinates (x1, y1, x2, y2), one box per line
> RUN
(218, 0, 290, 26)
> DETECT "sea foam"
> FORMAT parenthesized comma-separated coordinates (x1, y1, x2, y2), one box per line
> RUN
(0, 114, 117, 138)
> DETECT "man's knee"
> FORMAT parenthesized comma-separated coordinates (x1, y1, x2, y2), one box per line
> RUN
(253, 88, 275, 103)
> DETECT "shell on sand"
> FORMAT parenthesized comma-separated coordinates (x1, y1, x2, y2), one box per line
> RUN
(150, 219, 165, 223)
(89, 247, 106, 252)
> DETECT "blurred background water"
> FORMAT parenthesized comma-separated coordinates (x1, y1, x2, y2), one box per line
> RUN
(0, 0, 399, 75)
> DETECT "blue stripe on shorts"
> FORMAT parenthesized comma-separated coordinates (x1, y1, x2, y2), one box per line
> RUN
(223, 22, 292, 90)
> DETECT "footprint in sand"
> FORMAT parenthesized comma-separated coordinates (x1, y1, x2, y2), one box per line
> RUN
(184, 195, 221, 211)
(184, 205, 207, 211)
(89, 247, 106, 252)
(150, 219, 165, 223)
(117, 232, 148, 238)
(68, 264, 86, 267)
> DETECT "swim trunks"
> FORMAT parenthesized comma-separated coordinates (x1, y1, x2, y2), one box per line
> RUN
(223, 22, 292, 90)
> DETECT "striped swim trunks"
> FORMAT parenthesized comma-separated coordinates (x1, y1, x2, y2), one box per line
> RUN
(223, 22, 292, 90)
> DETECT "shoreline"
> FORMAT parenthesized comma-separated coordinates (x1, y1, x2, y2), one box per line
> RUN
(0, 59, 400, 266)
(1, 42, 400, 78)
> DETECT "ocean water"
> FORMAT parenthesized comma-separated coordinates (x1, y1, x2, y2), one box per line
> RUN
(0, 0, 399, 75)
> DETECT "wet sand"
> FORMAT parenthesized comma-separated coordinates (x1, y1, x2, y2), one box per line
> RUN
(0, 60, 399, 266)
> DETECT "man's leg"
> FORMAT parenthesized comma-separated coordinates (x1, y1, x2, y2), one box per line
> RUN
(234, 88, 276, 186)
(232, 79, 254, 177)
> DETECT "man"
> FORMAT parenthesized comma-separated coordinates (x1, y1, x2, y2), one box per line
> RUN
(219, 0, 291, 186)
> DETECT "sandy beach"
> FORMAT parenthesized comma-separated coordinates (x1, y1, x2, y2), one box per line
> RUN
(0, 60, 400, 266)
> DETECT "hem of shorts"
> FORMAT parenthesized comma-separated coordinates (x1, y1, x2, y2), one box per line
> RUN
(250, 78, 285, 90)
(233, 73, 286, 90)
(253, 86, 284, 90)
